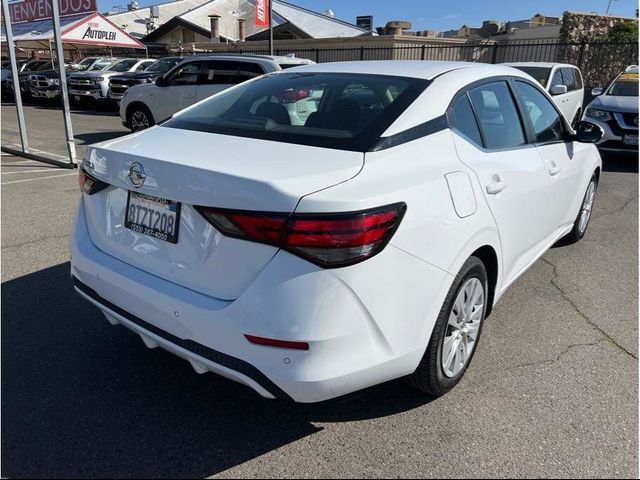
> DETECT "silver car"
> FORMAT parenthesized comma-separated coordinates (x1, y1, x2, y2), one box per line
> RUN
(582, 65, 638, 156)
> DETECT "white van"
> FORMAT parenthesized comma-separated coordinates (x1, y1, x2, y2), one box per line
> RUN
(504, 63, 584, 127)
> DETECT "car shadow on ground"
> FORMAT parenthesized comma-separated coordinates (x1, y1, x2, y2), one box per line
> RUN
(2, 262, 433, 478)
(75, 131, 130, 146)
(602, 156, 639, 173)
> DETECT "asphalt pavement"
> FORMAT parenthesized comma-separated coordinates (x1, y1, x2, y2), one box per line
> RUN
(1, 105, 638, 478)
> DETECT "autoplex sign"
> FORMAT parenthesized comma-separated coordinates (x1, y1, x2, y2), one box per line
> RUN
(8, 0, 97, 24)
(61, 13, 145, 48)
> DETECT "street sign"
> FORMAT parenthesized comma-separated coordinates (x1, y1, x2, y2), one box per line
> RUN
(8, 0, 97, 24)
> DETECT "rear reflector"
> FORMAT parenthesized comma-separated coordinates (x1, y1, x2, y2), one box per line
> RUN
(245, 335, 309, 351)
(195, 203, 406, 268)
(78, 167, 109, 195)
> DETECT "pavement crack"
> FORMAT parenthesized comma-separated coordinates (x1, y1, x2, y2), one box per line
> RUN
(1, 233, 69, 250)
(540, 256, 638, 360)
(592, 194, 638, 221)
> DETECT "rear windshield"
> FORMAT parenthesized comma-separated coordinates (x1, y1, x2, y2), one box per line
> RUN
(607, 73, 638, 96)
(511, 66, 551, 87)
(163, 72, 428, 151)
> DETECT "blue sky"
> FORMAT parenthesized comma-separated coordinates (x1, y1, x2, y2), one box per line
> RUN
(102, 0, 638, 31)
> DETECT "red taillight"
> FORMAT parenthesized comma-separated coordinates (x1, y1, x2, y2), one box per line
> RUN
(78, 167, 108, 195)
(245, 335, 309, 350)
(194, 203, 406, 268)
(278, 88, 310, 103)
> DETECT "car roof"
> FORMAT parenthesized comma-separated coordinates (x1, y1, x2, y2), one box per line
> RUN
(177, 53, 312, 64)
(280, 60, 533, 80)
(503, 62, 578, 69)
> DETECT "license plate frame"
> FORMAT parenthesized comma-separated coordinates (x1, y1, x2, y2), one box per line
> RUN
(124, 191, 181, 244)
(623, 134, 638, 146)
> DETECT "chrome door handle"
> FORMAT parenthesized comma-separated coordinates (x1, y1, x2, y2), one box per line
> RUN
(549, 163, 561, 176)
(486, 175, 507, 195)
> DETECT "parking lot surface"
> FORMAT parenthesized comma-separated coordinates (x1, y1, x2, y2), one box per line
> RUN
(1, 137, 638, 476)
(1, 102, 128, 161)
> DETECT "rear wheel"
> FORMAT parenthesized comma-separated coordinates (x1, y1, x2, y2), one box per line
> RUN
(128, 105, 155, 132)
(407, 256, 488, 397)
(563, 174, 597, 244)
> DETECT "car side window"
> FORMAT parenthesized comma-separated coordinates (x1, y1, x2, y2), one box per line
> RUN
(514, 81, 564, 143)
(166, 62, 202, 86)
(561, 68, 582, 90)
(468, 81, 526, 149)
(136, 61, 152, 72)
(449, 94, 482, 146)
(237, 62, 265, 82)
(200, 61, 238, 85)
(560, 68, 576, 91)
(550, 69, 564, 90)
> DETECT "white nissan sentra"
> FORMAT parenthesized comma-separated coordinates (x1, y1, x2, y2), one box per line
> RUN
(71, 61, 602, 403)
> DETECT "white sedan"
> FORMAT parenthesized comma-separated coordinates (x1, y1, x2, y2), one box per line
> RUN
(72, 61, 602, 403)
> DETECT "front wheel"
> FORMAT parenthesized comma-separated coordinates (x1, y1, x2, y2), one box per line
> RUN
(406, 256, 488, 397)
(128, 105, 155, 132)
(563, 174, 598, 244)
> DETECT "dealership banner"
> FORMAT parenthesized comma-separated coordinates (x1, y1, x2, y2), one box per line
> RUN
(8, 0, 97, 24)
(61, 12, 145, 48)
(255, 0, 270, 27)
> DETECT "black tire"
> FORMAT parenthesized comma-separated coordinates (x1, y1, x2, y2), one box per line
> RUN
(406, 256, 488, 397)
(562, 174, 598, 244)
(128, 104, 155, 132)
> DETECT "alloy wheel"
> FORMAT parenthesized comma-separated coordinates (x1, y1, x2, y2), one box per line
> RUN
(578, 180, 596, 235)
(131, 110, 150, 132)
(441, 277, 484, 378)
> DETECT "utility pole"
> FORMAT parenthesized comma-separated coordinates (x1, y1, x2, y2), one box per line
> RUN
(268, 0, 273, 55)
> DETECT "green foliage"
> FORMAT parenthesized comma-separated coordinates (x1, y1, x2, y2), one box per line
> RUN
(597, 21, 639, 42)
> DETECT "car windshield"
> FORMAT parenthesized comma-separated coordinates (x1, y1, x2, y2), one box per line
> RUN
(163, 72, 428, 151)
(607, 73, 638, 96)
(145, 58, 181, 73)
(74, 58, 97, 71)
(107, 59, 137, 72)
(511, 66, 552, 87)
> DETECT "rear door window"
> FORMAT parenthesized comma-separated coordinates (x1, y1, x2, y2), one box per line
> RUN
(449, 94, 483, 146)
(200, 61, 265, 85)
(468, 81, 526, 149)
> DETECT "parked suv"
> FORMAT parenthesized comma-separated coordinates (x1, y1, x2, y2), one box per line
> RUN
(69, 58, 154, 106)
(505, 62, 584, 127)
(108, 56, 186, 102)
(581, 65, 638, 156)
(120, 54, 315, 131)
(28, 57, 117, 101)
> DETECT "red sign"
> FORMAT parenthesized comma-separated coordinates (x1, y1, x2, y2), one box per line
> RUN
(9, 0, 97, 24)
(255, 0, 270, 27)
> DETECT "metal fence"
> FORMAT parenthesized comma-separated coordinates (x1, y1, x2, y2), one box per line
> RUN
(189, 39, 638, 90)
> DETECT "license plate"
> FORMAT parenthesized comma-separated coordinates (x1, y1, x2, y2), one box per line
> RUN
(124, 191, 180, 243)
(623, 135, 638, 146)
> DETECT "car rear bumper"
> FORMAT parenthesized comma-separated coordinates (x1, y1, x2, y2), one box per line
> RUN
(70, 197, 450, 402)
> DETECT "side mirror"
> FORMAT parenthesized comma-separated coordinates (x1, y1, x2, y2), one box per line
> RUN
(550, 84, 567, 95)
(155, 76, 168, 87)
(591, 87, 604, 96)
(575, 121, 604, 143)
